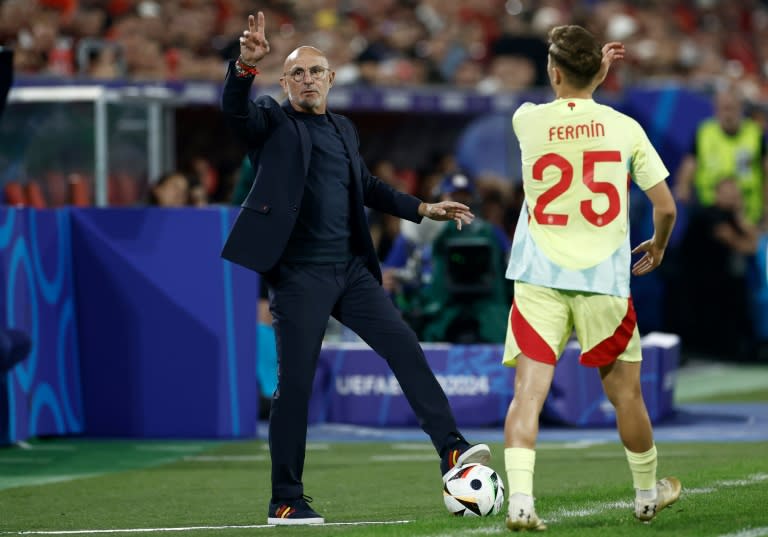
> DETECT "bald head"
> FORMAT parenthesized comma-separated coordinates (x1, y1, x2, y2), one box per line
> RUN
(284, 46, 327, 71)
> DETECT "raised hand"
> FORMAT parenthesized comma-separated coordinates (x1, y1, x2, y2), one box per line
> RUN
(592, 41, 625, 89)
(239, 11, 270, 66)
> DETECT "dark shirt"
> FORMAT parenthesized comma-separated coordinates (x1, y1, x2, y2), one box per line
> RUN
(682, 205, 751, 281)
(283, 112, 353, 263)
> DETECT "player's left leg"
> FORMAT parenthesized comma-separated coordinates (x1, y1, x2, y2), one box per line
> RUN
(572, 293, 681, 522)
(599, 358, 681, 522)
(599, 359, 653, 452)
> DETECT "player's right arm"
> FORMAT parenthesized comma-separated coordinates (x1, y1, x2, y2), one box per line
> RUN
(631, 181, 676, 276)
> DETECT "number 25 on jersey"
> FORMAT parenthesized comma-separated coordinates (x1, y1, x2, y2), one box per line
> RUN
(532, 150, 623, 228)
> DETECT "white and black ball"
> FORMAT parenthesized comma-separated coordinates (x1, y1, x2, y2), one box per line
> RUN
(443, 463, 505, 517)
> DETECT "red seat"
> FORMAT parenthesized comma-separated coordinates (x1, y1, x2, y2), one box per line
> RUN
(69, 174, 91, 206)
(44, 172, 68, 207)
(3, 182, 27, 206)
(109, 173, 142, 206)
(25, 181, 47, 208)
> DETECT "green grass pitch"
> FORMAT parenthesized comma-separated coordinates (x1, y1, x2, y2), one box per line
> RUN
(1, 439, 766, 536)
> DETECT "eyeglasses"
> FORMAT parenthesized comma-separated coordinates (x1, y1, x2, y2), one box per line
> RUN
(284, 65, 330, 82)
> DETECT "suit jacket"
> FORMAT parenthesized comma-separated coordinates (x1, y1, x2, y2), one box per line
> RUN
(220, 62, 423, 283)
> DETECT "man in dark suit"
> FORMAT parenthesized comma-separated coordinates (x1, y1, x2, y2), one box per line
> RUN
(221, 12, 492, 525)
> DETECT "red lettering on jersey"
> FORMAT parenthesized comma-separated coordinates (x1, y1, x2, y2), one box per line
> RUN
(548, 121, 606, 141)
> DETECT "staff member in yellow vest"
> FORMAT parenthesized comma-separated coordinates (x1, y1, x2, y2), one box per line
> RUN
(675, 88, 768, 228)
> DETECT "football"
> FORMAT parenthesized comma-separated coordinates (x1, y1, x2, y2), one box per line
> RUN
(442, 463, 505, 517)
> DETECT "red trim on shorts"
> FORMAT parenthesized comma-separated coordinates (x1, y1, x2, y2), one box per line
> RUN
(579, 296, 637, 367)
(510, 299, 557, 365)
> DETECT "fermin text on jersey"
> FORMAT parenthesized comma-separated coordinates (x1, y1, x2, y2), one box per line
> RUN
(548, 121, 605, 141)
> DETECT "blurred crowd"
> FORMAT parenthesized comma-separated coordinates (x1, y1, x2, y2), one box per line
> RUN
(2, 0, 768, 98)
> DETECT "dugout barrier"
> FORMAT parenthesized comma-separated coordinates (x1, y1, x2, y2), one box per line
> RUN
(2, 206, 684, 443)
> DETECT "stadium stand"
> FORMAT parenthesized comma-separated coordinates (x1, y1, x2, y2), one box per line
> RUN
(1, 1, 767, 358)
(0, 1, 764, 95)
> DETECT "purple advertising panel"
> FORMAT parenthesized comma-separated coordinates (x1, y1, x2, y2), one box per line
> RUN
(0, 208, 84, 444)
(319, 336, 679, 428)
(321, 343, 516, 428)
(71, 207, 259, 438)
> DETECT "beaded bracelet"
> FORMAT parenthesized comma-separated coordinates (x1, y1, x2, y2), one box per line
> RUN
(235, 57, 260, 78)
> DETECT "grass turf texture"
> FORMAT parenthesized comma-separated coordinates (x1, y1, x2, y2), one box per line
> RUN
(1, 440, 767, 536)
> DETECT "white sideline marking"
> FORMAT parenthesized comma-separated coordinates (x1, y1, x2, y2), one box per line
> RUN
(547, 473, 768, 523)
(182, 455, 268, 462)
(584, 451, 696, 459)
(6, 526, 277, 535)
(0, 474, 101, 490)
(685, 487, 716, 494)
(4, 520, 411, 535)
(0, 457, 53, 464)
(260, 443, 329, 451)
(563, 440, 609, 450)
(325, 521, 410, 527)
(387, 440, 610, 452)
(392, 443, 433, 451)
(371, 454, 436, 462)
(133, 445, 208, 453)
(537, 440, 608, 450)
(717, 527, 768, 537)
(18, 442, 77, 451)
(716, 476, 768, 487)
(373, 441, 607, 462)
(549, 500, 633, 521)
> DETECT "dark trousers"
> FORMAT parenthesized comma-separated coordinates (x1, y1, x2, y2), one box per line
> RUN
(264, 256, 463, 500)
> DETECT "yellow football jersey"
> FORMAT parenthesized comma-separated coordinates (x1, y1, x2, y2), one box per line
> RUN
(507, 98, 669, 296)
